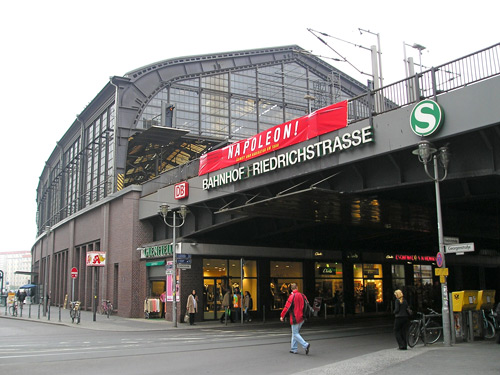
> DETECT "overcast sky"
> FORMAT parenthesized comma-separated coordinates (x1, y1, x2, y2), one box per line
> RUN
(1, 0, 498, 252)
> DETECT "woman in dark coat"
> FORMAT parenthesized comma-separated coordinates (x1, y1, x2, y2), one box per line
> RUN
(393, 289, 410, 350)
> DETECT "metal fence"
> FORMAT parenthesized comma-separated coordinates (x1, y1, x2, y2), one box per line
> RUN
(348, 43, 500, 123)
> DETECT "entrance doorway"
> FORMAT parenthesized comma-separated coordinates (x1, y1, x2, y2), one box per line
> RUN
(203, 278, 228, 320)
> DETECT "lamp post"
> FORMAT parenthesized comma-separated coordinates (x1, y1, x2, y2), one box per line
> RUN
(304, 94, 316, 114)
(43, 226, 51, 317)
(159, 204, 188, 328)
(412, 140, 451, 346)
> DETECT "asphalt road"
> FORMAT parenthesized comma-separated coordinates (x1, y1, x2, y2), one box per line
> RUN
(0, 318, 395, 375)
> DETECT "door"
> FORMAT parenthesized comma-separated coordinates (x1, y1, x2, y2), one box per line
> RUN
(203, 278, 228, 320)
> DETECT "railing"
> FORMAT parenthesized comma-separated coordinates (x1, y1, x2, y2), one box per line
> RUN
(348, 43, 500, 123)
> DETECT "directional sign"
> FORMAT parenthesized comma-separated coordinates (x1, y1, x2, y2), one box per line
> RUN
(177, 263, 192, 270)
(443, 236, 459, 245)
(71, 267, 78, 279)
(176, 254, 191, 265)
(445, 242, 475, 255)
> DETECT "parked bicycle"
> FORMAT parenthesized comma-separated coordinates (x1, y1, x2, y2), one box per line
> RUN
(9, 300, 18, 317)
(407, 308, 442, 347)
(98, 299, 113, 318)
(69, 301, 81, 324)
(481, 308, 497, 339)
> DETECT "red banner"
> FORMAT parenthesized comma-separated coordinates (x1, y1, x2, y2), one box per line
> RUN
(199, 100, 348, 175)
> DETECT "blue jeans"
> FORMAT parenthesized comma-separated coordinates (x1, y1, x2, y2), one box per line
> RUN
(290, 321, 308, 352)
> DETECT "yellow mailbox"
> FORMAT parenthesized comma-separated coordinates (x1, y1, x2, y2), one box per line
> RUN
(452, 290, 479, 312)
(476, 290, 496, 310)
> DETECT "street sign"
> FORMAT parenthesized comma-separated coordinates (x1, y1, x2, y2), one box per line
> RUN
(445, 242, 475, 255)
(71, 267, 78, 279)
(436, 252, 443, 268)
(176, 253, 191, 265)
(443, 236, 459, 245)
(177, 263, 191, 270)
(435, 267, 449, 283)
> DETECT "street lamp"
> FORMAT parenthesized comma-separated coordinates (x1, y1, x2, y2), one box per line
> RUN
(159, 204, 188, 328)
(412, 140, 451, 346)
(304, 94, 316, 114)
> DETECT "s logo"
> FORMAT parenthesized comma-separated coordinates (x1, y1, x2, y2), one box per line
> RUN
(410, 100, 444, 136)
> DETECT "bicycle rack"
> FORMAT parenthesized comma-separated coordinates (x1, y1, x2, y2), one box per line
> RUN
(422, 313, 442, 346)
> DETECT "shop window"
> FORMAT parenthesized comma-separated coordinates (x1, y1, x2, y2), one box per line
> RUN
(203, 258, 228, 277)
(392, 264, 405, 290)
(270, 261, 303, 310)
(203, 258, 257, 320)
(413, 264, 436, 311)
(315, 262, 343, 314)
(353, 263, 383, 313)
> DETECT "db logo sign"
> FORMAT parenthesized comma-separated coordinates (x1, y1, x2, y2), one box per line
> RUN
(174, 182, 189, 200)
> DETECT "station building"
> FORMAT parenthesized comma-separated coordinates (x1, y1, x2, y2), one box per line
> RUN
(33, 44, 500, 321)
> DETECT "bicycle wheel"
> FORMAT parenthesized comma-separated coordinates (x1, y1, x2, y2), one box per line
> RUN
(407, 321, 420, 348)
(424, 320, 442, 344)
(484, 318, 495, 339)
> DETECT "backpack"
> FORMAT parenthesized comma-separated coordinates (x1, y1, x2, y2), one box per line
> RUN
(302, 294, 314, 320)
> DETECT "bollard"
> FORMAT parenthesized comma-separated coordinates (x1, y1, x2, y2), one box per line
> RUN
(324, 303, 327, 319)
(59, 305, 61, 322)
(38, 303, 41, 319)
(29, 304, 32, 318)
(48, 305, 51, 321)
(20, 303, 23, 317)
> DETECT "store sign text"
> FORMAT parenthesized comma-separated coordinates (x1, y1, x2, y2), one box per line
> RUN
(199, 101, 348, 175)
(319, 267, 336, 275)
(387, 254, 436, 262)
(141, 244, 173, 259)
(203, 125, 373, 190)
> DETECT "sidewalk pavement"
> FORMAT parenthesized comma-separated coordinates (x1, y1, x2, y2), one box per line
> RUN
(1, 304, 498, 374)
(295, 340, 499, 375)
(0, 303, 228, 331)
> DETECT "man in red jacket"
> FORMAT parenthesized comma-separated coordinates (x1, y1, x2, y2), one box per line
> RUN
(280, 283, 311, 355)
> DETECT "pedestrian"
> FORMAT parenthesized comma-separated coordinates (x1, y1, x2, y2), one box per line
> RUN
(243, 291, 252, 322)
(280, 283, 311, 355)
(393, 289, 410, 350)
(233, 287, 242, 322)
(186, 289, 198, 325)
(160, 290, 166, 318)
(220, 288, 233, 323)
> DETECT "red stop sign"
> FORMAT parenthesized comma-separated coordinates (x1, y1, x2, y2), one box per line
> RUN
(71, 267, 78, 279)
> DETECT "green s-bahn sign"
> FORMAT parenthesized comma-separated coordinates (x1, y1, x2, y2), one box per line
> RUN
(410, 99, 444, 136)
